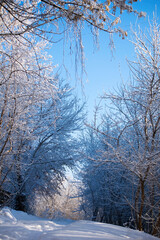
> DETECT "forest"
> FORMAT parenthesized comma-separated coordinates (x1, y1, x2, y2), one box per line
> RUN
(0, 0, 160, 238)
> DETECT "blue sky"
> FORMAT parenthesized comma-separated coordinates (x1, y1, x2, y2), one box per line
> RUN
(50, 0, 160, 121)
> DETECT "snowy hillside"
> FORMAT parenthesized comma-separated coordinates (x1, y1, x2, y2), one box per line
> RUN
(0, 208, 159, 240)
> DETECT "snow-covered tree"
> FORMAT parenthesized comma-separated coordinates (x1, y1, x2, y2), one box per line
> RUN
(79, 120, 132, 225)
(0, 36, 84, 211)
(25, 80, 85, 213)
(101, 19, 160, 236)
(0, 7, 85, 213)
(0, 25, 57, 208)
(79, 18, 160, 238)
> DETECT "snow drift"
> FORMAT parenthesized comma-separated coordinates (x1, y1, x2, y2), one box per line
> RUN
(0, 207, 159, 240)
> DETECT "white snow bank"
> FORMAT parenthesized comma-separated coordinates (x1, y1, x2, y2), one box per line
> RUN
(0, 207, 159, 240)
(0, 207, 17, 224)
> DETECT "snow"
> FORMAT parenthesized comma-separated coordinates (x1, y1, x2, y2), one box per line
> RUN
(0, 208, 159, 240)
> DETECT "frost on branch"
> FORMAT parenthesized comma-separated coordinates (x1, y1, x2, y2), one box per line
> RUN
(0, 0, 145, 39)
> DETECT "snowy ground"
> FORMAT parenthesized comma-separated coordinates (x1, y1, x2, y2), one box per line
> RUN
(0, 208, 159, 240)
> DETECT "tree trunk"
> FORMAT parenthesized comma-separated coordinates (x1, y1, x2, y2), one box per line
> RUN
(138, 179, 145, 231)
